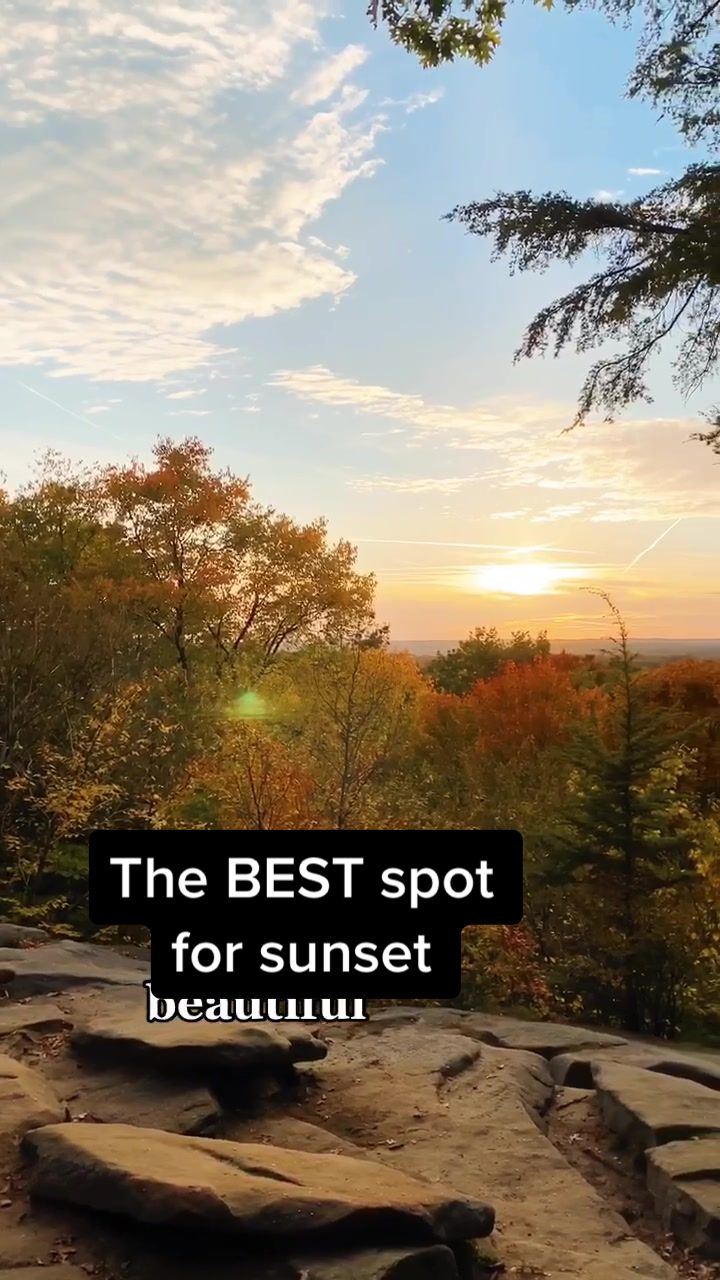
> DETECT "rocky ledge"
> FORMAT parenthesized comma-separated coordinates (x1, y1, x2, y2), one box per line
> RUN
(2, 929, 720, 1278)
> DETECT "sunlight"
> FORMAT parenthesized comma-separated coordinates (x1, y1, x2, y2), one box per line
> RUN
(471, 562, 587, 596)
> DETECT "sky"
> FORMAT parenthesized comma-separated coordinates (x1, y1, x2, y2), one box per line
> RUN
(1, 0, 717, 643)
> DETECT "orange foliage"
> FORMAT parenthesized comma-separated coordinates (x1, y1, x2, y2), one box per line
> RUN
(466, 655, 606, 761)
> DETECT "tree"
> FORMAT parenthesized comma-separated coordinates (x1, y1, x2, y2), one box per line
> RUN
(427, 626, 549, 694)
(287, 644, 426, 828)
(367, 0, 551, 68)
(369, 0, 720, 432)
(549, 597, 705, 1033)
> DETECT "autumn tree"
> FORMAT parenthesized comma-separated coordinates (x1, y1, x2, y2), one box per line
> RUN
(286, 644, 426, 828)
(427, 626, 549, 695)
(103, 439, 376, 679)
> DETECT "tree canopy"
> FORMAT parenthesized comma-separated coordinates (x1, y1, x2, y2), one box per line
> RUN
(369, 0, 720, 432)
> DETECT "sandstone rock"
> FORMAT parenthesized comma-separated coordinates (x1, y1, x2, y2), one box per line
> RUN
(44, 1055, 218, 1134)
(71, 990, 326, 1075)
(24, 1122, 495, 1243)
(306, 1025, 675, 1280)
(646, 1136, 720, 1258)
(0, 1003, 72, 1039)
(0, 1055, 64, 1156)
(0, 940, 148, 997)
(219, 1115, 363, 1156)
(480, 1043, 554, 1131)
(467, 1015, 627, 1059)
(593, 1060, 720, 1156)
(551, 1044, 720, 1092)
(0, 923, 49, 948)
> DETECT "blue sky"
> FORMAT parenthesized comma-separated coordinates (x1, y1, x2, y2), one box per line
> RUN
(1, 0, 717, 641)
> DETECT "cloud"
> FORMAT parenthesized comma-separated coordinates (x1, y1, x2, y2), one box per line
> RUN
(274, 364, 720, 524)
(271, 364, 515, 439)
(348, 474, 477, 494)
(594, 188, 624, 203)
(168, 408, 212, 416)
(381, 89, 445, 113)
(86, 405, 111, 414)
(627, 167, 664, 177)
(292, 44, 368, 106)
(165, 388, 207, 401)
(0, 6, 385, 381)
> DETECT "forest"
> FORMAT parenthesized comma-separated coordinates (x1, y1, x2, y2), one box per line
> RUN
(1, 436, 719, 1042)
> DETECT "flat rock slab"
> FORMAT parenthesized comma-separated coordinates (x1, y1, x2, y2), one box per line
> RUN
(43, 1054, 218, 1134)
(308, 1025, 675, 1280)
(0, 1055, 64, 1155)
(71, 991, 326, 1074)
(0, 923, 49, 948)
(552, 1044, 720, 1092)
(0, 1003, 72, 1039)
(364, 1008, 627, 1059)
(647, 1136, 720, 1258)
(467, 1016, 627, 1059)
(24, 1122, 494, 1243)
(0, 940, 148, 997)
(593, 1060, 720, 1156)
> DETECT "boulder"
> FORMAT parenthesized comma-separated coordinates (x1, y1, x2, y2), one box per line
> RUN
(0, 940, 148, 997)
(551, 1043, 720, 1092)
(0, 1003, 72, 1039)
(24, 1122, 495, 1243)
(646, 1136, 720, 1258)
(593, 1060, 720, 1156)
(0, 923, 49, 948)
(71, 990, 326, 1075)
(0, 1055, 64, 1156)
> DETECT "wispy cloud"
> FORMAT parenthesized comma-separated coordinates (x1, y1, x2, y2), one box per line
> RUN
(594, 188, 624, 203)
(627, 167, 664, 177)
(381, 89, 445, 114)
(164, 388, 207, 401)
(348, 474, 476, 494)
(292, 44, 368, 106)
(274, 364, 719, 524)
(0, 6, 387, 381)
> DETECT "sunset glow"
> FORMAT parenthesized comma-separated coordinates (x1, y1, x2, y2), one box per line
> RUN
(471, 563, 588, 597)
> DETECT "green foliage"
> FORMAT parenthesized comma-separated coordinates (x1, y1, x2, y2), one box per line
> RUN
(448, 164, 720, 426)
(370, 0, 720, 431)
(427, 626, 549, 694)
(367, 0, 550, 68)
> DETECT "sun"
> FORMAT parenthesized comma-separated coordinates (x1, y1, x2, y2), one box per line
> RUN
(472, 562, 584, 596)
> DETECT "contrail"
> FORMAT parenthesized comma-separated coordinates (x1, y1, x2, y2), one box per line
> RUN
(622, 517, 683, 573)
(16, 380, 126, 443)
(353, 537, 592, 556)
